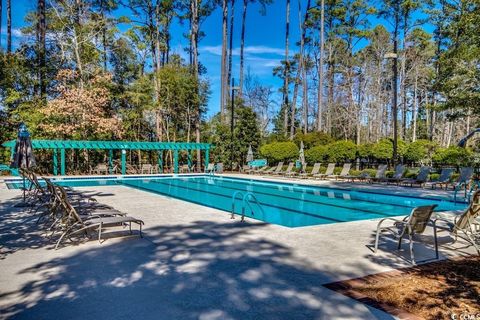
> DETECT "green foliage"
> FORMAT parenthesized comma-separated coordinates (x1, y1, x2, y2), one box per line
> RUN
(293, 132, 334, 149)
(305, 145, 328, 164)
(371, 138, 406, 160)
(404, 140, 437, 163)
(432, 146, 473, 166)
(260, 141, 299, 163)
(324, 140, 357, 162)
(357, 143, 374, 158)
(205, 105, 261, 167)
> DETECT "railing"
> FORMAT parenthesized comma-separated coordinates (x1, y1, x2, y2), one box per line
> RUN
(231, 191, 265, 222)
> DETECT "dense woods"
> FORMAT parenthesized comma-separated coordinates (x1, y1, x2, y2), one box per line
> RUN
(0, 0, 479, 171)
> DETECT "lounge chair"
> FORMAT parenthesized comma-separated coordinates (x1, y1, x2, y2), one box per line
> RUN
(330, 163, 352, 180)
(366, 164, 388, 183)
(383, 164, 406, 184)
(300, 163, 321, 179)
(205, 163, 215, 174)
(55, 187, 144, 249)
(140, 164, 153, 174)
(126, 164, 138, 174)
(452, 167, 474, 191)
(253, 166, 269, 174)
(433, 190, 480, 254)
(314, 163, 335, 180)
(279, 162, 295, 176)
(267, 162, 284, 175)
(400, 166, 430, 187)
(92, 164, 109, 175)
(424, 168, 454, 189)
(374, 204, 438, 263)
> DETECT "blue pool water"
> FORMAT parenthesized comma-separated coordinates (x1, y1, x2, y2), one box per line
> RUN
(6, 175, 466, 227)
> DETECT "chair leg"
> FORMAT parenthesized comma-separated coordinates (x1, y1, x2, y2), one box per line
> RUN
(409, 234, 415, 264)
(433, 224, 439, 260)
(98, 222, 103, 243)
(374, 228, 382, 253)
(397, 234, 404, 250)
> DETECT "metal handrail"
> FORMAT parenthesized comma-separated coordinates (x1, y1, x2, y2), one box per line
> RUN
(230, 191, 265, 222)
(231, 191, 245, 219)
(241, 192, 265, 222)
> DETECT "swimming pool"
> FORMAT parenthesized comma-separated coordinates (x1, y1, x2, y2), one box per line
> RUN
(5, 175, 465, 227)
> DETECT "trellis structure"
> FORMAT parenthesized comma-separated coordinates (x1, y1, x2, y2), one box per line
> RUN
(2, 139, 213, 175)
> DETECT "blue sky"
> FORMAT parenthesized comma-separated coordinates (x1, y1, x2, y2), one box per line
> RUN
(1, 0, 432, 118)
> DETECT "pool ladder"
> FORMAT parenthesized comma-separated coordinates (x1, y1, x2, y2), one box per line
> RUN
(231, 191, 264, 222)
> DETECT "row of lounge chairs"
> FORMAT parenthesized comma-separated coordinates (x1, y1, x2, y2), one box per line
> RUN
(247, 162, 474, 190)
(18, 169, 144, 249)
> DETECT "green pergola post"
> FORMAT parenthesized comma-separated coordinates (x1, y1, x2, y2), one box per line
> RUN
(205, 149, 210, 172)
(157, 151, 163, 173)
(121, 149, 126, 175)
(173, 149, 179, 174)
(60, 148, 66, 175)
(187, 151, 192, 172)
(53, 149, 58, 175)
(108, 149, 113, 174)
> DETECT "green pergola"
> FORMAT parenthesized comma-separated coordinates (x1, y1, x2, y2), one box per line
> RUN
(2, 139, 212, 175)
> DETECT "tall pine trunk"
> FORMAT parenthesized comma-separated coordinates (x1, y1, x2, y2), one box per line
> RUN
(37, 0, 46, 102)
(220, 0, 228, 121)
(190, 0, 201, 171)
(0, 0, 3, 49)
(7, 0, 12, 53)
(239, 0, 247, 97)
(283, 0, 290, 136)
(227, 0, 235, 123)
(316, 0, 325, 132)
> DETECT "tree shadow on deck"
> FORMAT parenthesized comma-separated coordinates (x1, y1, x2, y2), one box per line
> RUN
(1, 220, 392, 320)
(0, 190, 118, 259)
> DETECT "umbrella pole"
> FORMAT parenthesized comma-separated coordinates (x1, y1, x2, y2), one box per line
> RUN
(23, 176, 26, 203)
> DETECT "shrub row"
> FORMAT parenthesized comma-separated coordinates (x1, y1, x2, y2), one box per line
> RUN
(259, 138, 474, 166)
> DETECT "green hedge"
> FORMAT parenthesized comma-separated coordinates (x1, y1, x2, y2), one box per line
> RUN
(404, 140, 437, 162)
(432, 146, 473, 166)
(305, 140, 356, 164)
(259, 141, 299, 163)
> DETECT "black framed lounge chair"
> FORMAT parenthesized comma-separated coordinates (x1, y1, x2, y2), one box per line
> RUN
(383, 164, 406, 184)
(433, 190, 480, 254)
(374, 204, 438, 263)
(452, 167, 474, 191)
(300, 163, 321, 179)
(315, 163, 335, 180)
(423, 168, 454, 189)
(400, 166, 431, 187)
(330, 163, 352, 180)
(267, 162, 284, 175)
(366, 164, 388, 183)
(55, 187, 144, 249)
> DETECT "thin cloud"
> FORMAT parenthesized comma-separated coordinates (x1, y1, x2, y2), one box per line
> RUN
(200, 45, 284, 57)
(0, 28, 24, 38)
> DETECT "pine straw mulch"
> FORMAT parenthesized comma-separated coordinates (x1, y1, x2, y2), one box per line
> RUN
(324, 256, 480, 320)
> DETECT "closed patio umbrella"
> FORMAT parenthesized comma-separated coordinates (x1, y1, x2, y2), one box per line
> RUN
(10, 123, 36, 205)
(299, 141, 306, 173)
(246, 144, 254, 164)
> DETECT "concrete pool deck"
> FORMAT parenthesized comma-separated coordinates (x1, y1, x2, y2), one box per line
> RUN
(0, 174, 476, 319)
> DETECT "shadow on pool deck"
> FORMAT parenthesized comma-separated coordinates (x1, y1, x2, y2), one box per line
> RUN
(0, 220, 393, 320)
(0, 190, 119, 259)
